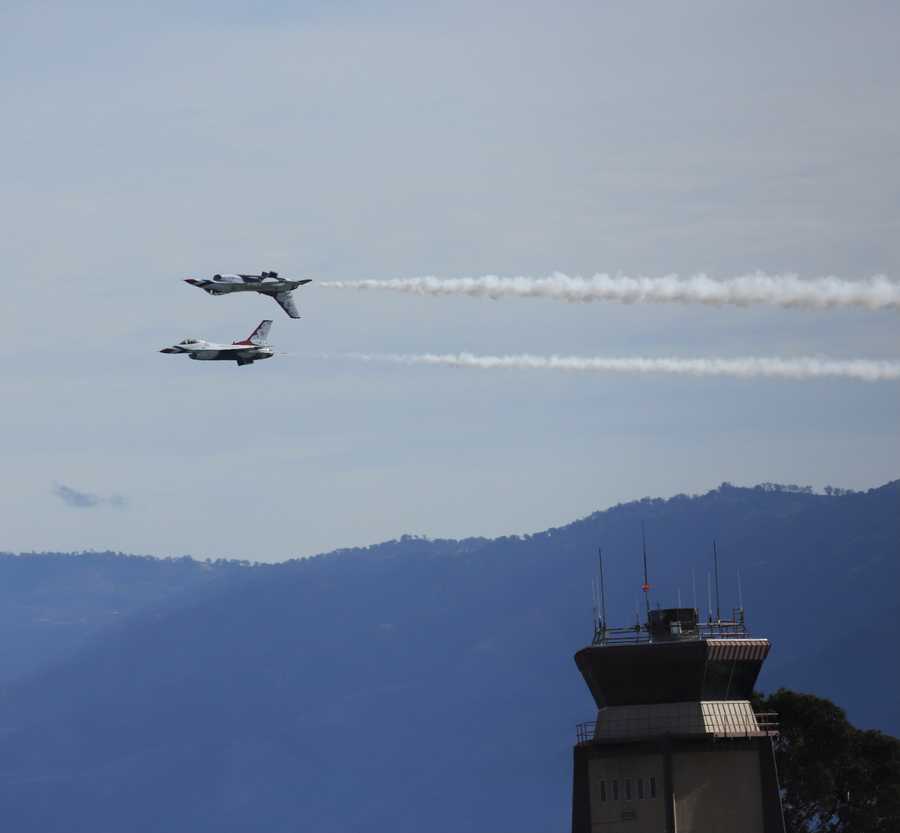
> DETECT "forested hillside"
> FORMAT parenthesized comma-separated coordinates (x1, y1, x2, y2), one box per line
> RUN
(0, 551, 247, 686)
(0, 481, 897, 832)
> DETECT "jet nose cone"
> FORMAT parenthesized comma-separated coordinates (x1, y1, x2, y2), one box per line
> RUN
(159, 347, 179, 354)
(184, 278, 200, 285)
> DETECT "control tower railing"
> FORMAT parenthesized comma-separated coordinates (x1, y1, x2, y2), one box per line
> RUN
(592, 609, 748, 646)
(575, 711, 779, 745)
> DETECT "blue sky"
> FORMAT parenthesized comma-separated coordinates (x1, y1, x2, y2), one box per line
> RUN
(2, 1, 898, 561)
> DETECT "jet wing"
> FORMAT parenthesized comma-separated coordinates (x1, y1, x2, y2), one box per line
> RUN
(273, 291, 300, 318)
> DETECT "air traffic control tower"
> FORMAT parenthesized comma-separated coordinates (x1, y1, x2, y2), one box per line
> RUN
(571, 606, 786, 833)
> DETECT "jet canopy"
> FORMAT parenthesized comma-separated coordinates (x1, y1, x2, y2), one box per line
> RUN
(179, 338, 199, 345)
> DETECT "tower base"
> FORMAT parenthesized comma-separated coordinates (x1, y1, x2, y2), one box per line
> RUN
(572, 734, 785, 833)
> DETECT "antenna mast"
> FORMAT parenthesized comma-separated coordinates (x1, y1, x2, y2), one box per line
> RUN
(692, 568, 698, 615)
(598, 547, 608, 631)
(713, 540, 721, 621)
(641, 522, 651, 621)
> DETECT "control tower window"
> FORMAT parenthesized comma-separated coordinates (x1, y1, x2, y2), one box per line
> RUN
(649, 776, 657, 799)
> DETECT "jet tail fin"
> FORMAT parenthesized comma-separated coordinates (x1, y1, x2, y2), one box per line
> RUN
(234, 320, 273, 346)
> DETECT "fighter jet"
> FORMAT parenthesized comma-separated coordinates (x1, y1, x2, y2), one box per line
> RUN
(184, 271, 311, 318)
(160, 320, 274, 367)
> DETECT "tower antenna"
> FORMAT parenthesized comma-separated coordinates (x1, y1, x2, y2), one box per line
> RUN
(707, 571, 713, 623)
(713, 540, 721, 621)
(737, 567, 744, 612)
(641, 522, 651, 620)
(598, 547, 608, 631)
(692, 568, 698, 615)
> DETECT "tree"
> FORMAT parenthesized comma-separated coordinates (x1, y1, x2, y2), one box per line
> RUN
(755, 689, 900, 832)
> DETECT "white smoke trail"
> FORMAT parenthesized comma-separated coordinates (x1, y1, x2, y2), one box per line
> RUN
(321, 272, 900, 311)
(337, 352, 900, 382)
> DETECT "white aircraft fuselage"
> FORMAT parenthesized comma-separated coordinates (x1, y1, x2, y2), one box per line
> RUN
(184, 271, 311, 318)
(160, 321, 274, 367)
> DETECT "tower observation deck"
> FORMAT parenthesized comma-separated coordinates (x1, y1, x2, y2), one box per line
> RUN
(571, 606, 786, 833)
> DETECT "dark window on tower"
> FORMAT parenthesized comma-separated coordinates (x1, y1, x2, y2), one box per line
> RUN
(599, 781, 607, 802)
(612, 780, 619, 801)
(637, 778, 645, 800)
(649, 776, 657, 799)
(624, 779, 632, 800)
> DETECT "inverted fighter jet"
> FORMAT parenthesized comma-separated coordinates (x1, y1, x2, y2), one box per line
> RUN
(184, 271, 311, 318)
(160, 321, 274, 367)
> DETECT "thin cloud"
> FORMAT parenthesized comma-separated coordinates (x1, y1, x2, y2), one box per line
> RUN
(52, 483, 128, 510)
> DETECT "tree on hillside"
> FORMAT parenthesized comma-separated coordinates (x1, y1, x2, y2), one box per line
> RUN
(756, 689, 900, 832)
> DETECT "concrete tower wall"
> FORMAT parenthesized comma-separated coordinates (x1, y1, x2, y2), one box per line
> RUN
(672, 748, 763, 833)
(587, 753, 666, 832)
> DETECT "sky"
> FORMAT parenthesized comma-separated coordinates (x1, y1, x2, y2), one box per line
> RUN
(2, 0, 899, 562)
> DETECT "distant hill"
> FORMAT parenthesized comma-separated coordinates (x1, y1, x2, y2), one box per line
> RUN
(0, 551, 247, 686)
(0, 481, 897, 833)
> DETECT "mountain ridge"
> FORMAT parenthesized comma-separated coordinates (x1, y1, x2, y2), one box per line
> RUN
(0, 479, 897, 832)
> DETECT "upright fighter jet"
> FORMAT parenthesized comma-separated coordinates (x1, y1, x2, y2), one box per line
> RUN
(184, 271, 311, 318)
(159, 321, 274, 366)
